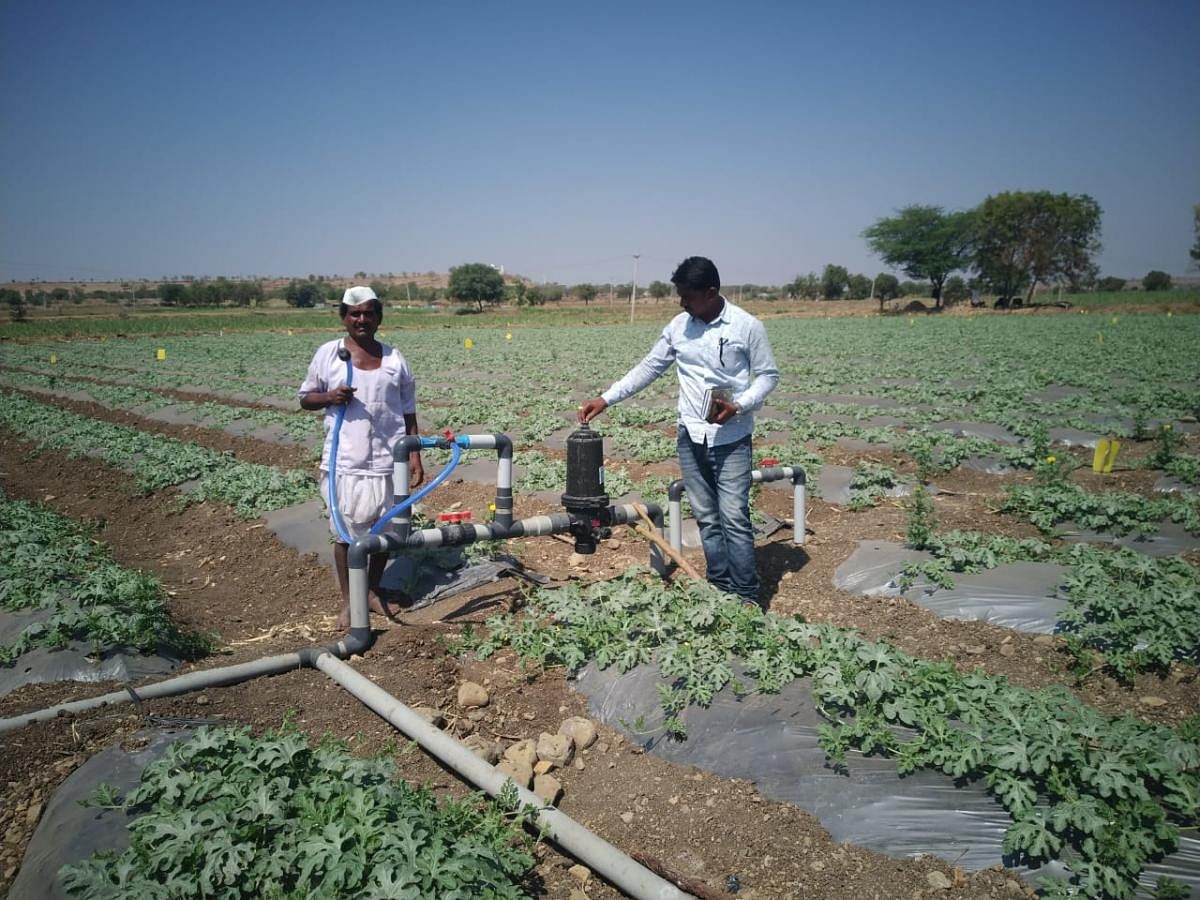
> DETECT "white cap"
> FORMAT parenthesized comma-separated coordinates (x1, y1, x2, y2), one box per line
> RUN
(342, 285, 378, 305)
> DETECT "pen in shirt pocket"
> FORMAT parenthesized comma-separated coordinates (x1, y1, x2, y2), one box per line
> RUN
(718, 337, 727, 366)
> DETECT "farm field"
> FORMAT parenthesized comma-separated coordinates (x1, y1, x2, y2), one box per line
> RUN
(1, 308, 1198, 899)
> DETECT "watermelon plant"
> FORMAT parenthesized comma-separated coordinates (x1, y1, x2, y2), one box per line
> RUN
(454, 571, 1199, 899)
(0, 392, 315, 517)
(61, 725, 539, 898)
(0, 495, 212, 665)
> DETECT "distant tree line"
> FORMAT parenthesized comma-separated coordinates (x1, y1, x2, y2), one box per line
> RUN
(854, 190, 1188, 310)
(161, 278, 264, 307)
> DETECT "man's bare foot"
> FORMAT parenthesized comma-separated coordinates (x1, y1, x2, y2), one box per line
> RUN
(336, 593, 407, 628)
(368, 592, 402, 620)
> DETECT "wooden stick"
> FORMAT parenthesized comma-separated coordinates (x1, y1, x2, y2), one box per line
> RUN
(631, 850, 736, 900)
(630, 503, 703, 580)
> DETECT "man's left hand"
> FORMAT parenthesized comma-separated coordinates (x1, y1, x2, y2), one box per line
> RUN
(409, 456, 425, 490)
(706, 397, 740, 425)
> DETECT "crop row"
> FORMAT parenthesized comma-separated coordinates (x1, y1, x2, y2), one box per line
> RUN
(4, 314, 1197, 424)
(0, 493, 212, 665)
(456, 572, 1200, 900)
(0, 392, 314, 517)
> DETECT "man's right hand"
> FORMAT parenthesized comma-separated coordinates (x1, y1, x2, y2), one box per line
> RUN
(577, 397, 608, 424)
(327, 385, 356, 407)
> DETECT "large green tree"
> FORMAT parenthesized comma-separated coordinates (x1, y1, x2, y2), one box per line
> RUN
(574, 283, 598, 305)
(448, 263, 505, 312)
(972, 191, 1102, 305)
(862, 205, 974, 309)
(1143, 270, 1172, 292)
(821, 264, 849, 299)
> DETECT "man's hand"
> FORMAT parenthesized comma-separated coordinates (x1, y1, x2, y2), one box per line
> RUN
(706, 396, 739, 425)
(327, 385, 356, 407)
(409, 455, 425, 490)
(577, 397, 608, 424)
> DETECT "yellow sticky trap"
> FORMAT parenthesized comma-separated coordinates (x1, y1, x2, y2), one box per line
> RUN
(464, 338, 473, 349)
(505, 332, 512, 341)
(287, 329, 293, 336)
(1093, 439, 1119, 473)
(1102, 440, 1120, 473)
(49, 354, 57, 364)
(156, 348, 167, 361)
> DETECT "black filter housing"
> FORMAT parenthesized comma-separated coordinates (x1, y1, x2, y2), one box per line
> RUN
(561, 424, 610, 552)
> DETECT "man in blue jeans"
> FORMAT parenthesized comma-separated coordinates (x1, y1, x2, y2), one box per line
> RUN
(578, 256, 779, 606)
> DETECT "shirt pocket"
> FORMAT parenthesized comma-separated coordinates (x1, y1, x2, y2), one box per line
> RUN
(718, 338, 748, 369)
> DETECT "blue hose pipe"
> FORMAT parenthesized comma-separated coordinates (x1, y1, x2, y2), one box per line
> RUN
(369, 439, 463, 534)
(327, 347, 466, 540)
(327, 346, 355, 544)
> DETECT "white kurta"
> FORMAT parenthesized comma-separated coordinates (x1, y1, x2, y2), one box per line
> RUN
(298, 339, 417, 475)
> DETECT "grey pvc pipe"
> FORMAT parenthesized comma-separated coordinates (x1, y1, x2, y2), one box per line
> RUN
(313, 651, 687, 900)
(348, 504, 667, 574)
(667, 464, 807, 553)
(392, 433, 515, 532)
(750, 465, 806, 546)
(0, 652, 306, 732)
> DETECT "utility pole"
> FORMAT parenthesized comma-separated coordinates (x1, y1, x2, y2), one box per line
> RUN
(629, 254, 640, 324)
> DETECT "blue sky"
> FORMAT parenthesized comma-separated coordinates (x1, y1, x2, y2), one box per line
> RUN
(2, 0, 1197, 286)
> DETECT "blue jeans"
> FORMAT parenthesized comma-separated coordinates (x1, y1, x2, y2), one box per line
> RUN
(676, 427, 758, 602)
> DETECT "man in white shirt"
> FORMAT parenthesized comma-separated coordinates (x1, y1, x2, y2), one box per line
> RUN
(299, 286, 424, 626)
(578, 257, 779, 605)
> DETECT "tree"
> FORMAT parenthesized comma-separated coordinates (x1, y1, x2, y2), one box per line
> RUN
(160, 283, 187, 306)
(648, 280, 671, 303)
(520, 285, 547, 306)
(1096, 276, 1127, 292)
(821, 264, 849, 299)
(862, 205, 975, 309)
(847, 274, 872, 300)
(942, 275, 968, 305)
(284, 279, 324, 308)
(505, 280, 528, 306)
(1191, 204, 1200, 269)
(1, 288, 26, 322)
(574, 283, 598, 305)
(873, 273, 899, 311)
(785, 273, 819, 299)
(972, 191, 1102, 306)
(447, 263, 505, 312)
(1142, 270, 1172, 292)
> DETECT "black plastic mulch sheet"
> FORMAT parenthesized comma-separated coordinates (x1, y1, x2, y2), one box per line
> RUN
(574, 663, 1200, 896)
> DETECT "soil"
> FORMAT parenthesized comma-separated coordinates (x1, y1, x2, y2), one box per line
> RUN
(0, 392, 1196, 899)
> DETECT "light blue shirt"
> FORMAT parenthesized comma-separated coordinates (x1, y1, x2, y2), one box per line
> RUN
(602, 298, 779, 446)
